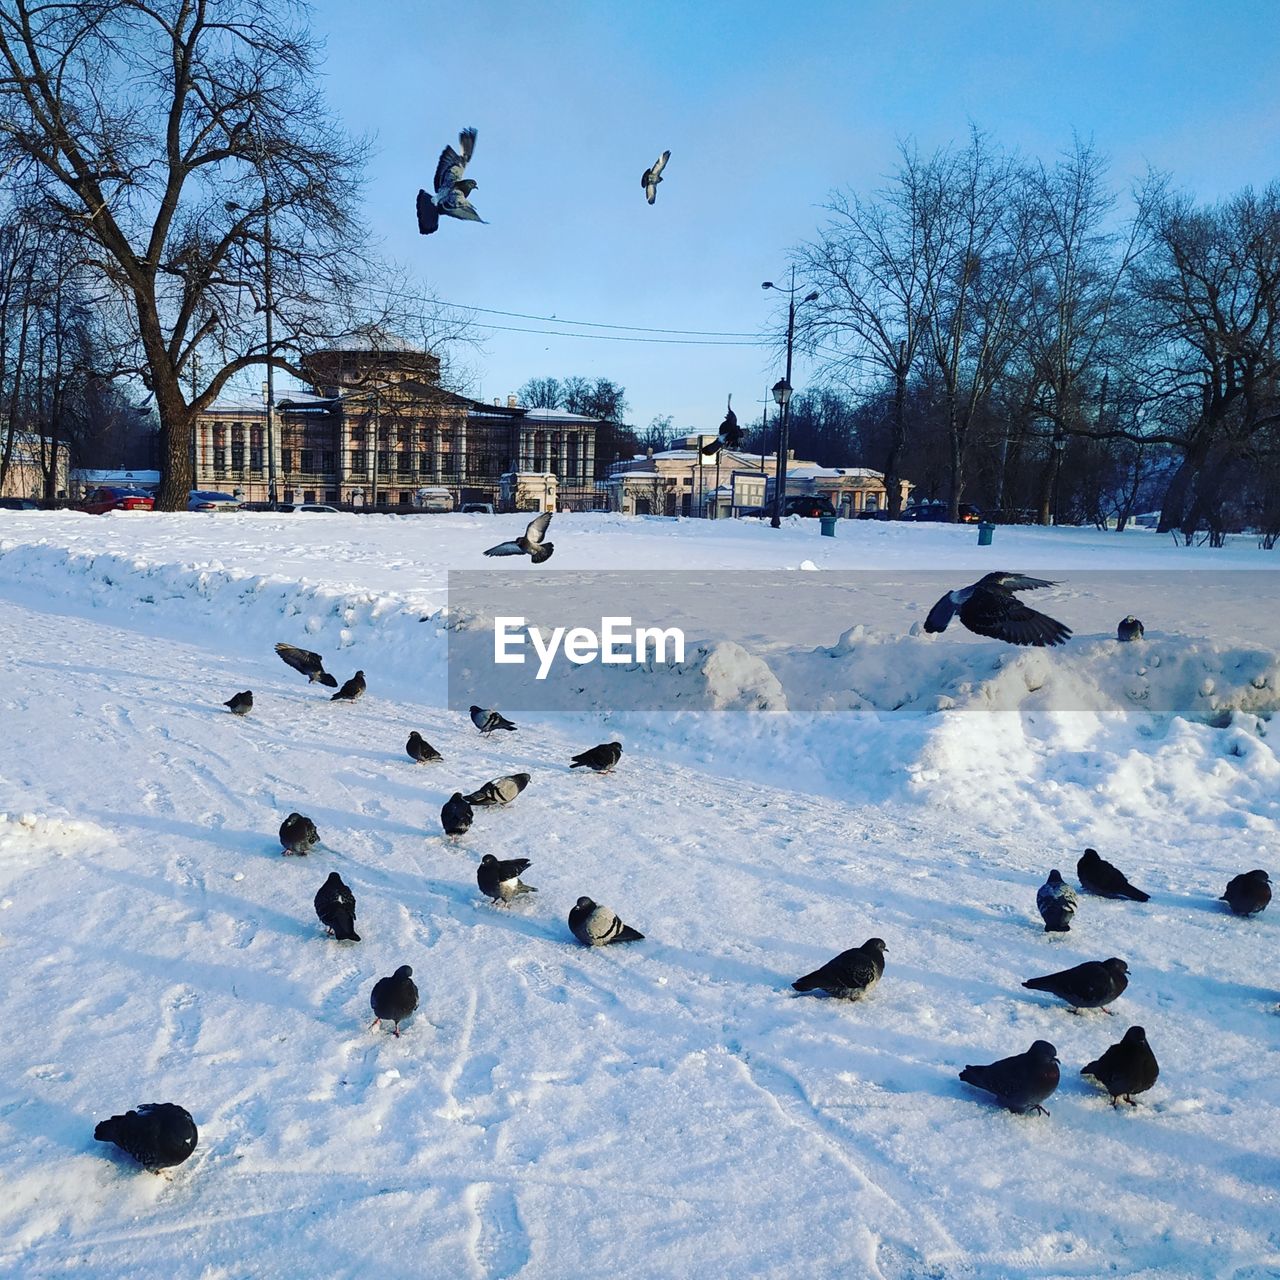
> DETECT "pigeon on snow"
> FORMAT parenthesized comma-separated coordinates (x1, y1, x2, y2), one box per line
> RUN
(441, 792, 474, 838)
(94, 1103, 198, 1171)
(923, 573, 1071, 647)
(569, 896, 644, 946)
(331, 670, 365, 702)
(279, 812, 320, 856)
(1077, 847, 1149, 902)
(483, 511, 553, 563)
(477, 854, 537, 905)
(570, 742, 623, 772)
(224, 690, 253, 716)
(792, 938, 887, 1000)
(274, 642, 338, 687)
(642, 150, 670, 204)
(1220, 869, 1271, 917)
(701, 395, 742, 457)
(1117, 616, 1145, 642)
(463, 773, 530, 807)
(470, 705, 516, 735)
(1036, 869, 1077, 933)
(959, 1040, 1060, 1115)
(370, 965, 418, 1036)
(406, 731, 442, 764)
(1082, 1025, 1159, 1106)
(314, 871, 360, 941)
(1023, 958, 1129, 1013)
(416, 127, 484, 234)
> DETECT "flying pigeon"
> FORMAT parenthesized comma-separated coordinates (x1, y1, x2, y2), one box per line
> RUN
(701, 395, 742, 457)
(641, 149, 670, 204)
(94, 1103, 198, 1171)
(1023, 958, 1129, 1013)
(416, 127, 484, 235)
(1082, 1025, 1159, 1106)
(477, 854, 537, 905)
(441, 792, 473, 838)
(279, 812, 319, 856)
(462, 773, 530, 807)
(331, 670, 365, 702)
(1220, 869, 1271, 917)
(274, 642, 338, 687)
(570, 742, 623, 772)
(1117, 616, 1145, 642)
(470, 705, 516, 735)
(1077, 848, 1149, 902)
(224, 690, 253, 716)
(406, 731, 442, 764)
(483, 512, 554, 563)
(923, 573, 1071, 647)
(569, 896, 644, 946)
(792, 938, 887, 1000)
(959, 1040, 1060, 1115)
(314, 871, 360, 941)
(370, 965, 418, 1036)
(1036, 869, 1077, 933)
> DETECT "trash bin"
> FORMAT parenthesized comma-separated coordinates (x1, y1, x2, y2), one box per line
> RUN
(819, 514, 838, 537)
(977, 521, 995, 546)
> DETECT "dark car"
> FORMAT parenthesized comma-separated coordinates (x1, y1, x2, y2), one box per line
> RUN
(739, 495, 837, 519)
(899, 501, 982, 523)
(0, 497, 40, 511)
(80, 486, 155, 514)
(855, 508, 891, 521)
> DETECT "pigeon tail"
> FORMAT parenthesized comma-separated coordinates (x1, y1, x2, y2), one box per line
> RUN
(617, 923, 645, 942)
(791, 974, 821, 993)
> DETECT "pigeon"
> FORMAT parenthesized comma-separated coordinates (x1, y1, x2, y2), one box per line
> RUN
(416, 127, 484, 234)
(1082, 1025, 1159, 1106)
(279, 812, 319, 856)
(94, 1103, 198, 1171)
(406, 731, 442, 764)
(641, 149, 670, 204)
(923, 573, 1071, 647)
(1077, 847, 1149, 902)
(224, 690, 253, 716)
(791, 938, 887, 1000)
(1117, 615, 1145, 642)
(274, 642, 338, 687)
(959, 1040, 1060, 1115)
(483, 511, 554, 563)
(1220, 869, 1271, 917)
(370, 965, 418, 1036)
(314, 871, 360, 941)
(441, 792, 473, 838)
(470, 705, 516, 735)
(570, 742, 623, 773)
(1036, 869, 1077, 933)
(701, 395, 742, 457)
(462, 773, 530, 807)
(477, 854, 537, 904)
(569, 896, 644, 946)
(1023, 958, 1129, 1013)
(331, 670, 365, 702)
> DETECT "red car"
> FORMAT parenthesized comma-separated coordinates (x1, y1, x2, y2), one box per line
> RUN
(80, 486, 155, 514)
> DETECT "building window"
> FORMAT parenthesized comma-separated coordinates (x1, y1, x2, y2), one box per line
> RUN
(300, 449, 315, 472)
(399, 491, 411, 505)
(419, 451, 432, 473)
(322, 451, 335, 474)
(231, 438, 245, 471)
(326, 490, 339, 503)
(351, 450, 366, 473)
(250, 446, 263, 473)
(376, 449, 389, 475)
(397, 451, 411, 475)
(304, 490, 316, 503)
(284, 488, 295, 503)
(282, 449, 293, 472)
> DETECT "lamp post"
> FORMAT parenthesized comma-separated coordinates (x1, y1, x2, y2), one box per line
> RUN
(763, 270, 819, 528)
(1051, 428, 1066, 526)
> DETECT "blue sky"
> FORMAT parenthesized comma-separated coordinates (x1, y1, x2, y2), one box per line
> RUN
(300, 0, 1280, 435)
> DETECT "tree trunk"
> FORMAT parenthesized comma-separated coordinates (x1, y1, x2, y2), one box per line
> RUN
(946, 390, 962, 521)
(155, 396, 194, 509)
(883, 365, 907, 517)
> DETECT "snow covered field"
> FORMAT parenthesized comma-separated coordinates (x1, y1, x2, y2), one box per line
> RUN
(0, 510, 1277, 1279)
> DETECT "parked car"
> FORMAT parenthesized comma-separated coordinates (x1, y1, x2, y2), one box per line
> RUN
(80, 486, 154, 514)
(739, 495, 837, 519)
(297, 503, 340, 513)
(0, 497, 40, 510)
(187, 490, 240, 512)
(414, 486, 454, 513)
(899, 501, 983, 523)
(854, 508, 891, 520)
(460, 502, 495, 514)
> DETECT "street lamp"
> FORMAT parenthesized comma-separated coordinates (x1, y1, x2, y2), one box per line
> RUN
(762, 271, 819, 528)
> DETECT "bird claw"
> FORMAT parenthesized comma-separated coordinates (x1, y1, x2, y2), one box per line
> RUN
(1031, 1104, 1050, 1116)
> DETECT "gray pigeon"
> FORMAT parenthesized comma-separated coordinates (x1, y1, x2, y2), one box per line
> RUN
(314, 871, 359, 941)
(274, 642, 338, 687)
(641, 149, 670, 204)
(417, 127, 484, 234)
(279, 812, 319, 856)
(331, 670, 365, 702)
(570, 742, 623, 773)
(224, 690, 253, 716)
(792, 938, 886, 1000)
(462, 773, 530, 807)
(1036, 869, 1077, 933)
(94, 1103, 198, 1171)
(470, 705, 516, 734)
(1082, 1025, 1159, 1106)
(1117, 616, 1145, 642)
(1023, 958, 1129, 1013)
(959, 1040, 1060, 1115)
(569, 896, 644, 946)
(477, 854, 537, 905)
(370, 965, 418, 1037)
(441, 792, 473, 838)
(483, 512, 553, 563)
(1220, 869, 1271, 916)
(406, 731, 442, 764)
(924, 573, 1071, 647)
(1077, 847, 1149, 902)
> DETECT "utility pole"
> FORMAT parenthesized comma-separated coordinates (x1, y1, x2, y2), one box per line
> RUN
(263, 197, 277, 507)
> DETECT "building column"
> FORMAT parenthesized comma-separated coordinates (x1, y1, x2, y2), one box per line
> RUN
(583, 432, 595, 489)
(453, 415, 466, 487)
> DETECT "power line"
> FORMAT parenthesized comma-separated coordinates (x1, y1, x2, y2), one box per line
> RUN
(460, 320, 765, 347)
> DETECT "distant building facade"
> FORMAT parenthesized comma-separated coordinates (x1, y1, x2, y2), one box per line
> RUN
(1, 431, 71, 500)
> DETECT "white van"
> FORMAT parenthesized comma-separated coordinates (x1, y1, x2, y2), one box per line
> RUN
(414, 486, 454, 513)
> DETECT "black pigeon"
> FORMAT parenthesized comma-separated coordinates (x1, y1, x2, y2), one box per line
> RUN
(416, 127, 484, 234)
(1117, 615, 1145, 642)
(470, 705, 516, 735)
(1220, 869, 1271, 917)
(923, 573, 1071, 647)
(641, 149, 670, 204)
(1082, 1025, 1159, 1106)
(701, 395, 742, 457)
(483, 511, 553, 563)
(569, 896, 644, 946)
(406, 731, 442, 764)
(1077, 847, 1150, 902)
(314, 871, 360, 941)
(959, 1041, 1060, 1115)
(224, 690, 253, 716)
(274, 641, 338, 687)
(331, 670, 365, 702)
(370, 965, 418, 1037)
(462, 773, 530, 807)
(1036, 869, 1078, 933)
(441, 792, 473, 838)
(570, 742, 623, 772)
(94, 1103, 198, 1171)
(1023, 958, 1129, 1013)
(477, 854, 537, 905)
(279, 812, 319, 856)
(792, 938, 887, 1000)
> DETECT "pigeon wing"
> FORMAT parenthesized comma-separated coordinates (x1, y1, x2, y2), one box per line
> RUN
(652, 149, 670, 178)
(960, 588, 1072, 646)
(434, 144, 467, 194)
(275, 642, 323, 676)
(416, 189, 439, 235)
(484, 540, 526, 557)
(975, 572, 1057, 593)
(524, 511, 553, 547)
(923, 592, 957, 634)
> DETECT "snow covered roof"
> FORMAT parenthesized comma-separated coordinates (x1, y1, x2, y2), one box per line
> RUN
(519, 408, 601, 423)
(323, 325, 425, 353)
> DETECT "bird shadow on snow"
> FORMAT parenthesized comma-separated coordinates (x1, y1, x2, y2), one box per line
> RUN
(1, 1094, 101, 1161)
